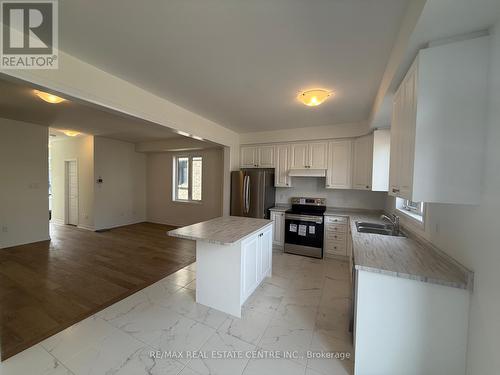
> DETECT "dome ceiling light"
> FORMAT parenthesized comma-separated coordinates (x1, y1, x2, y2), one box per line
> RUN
(297, 89, 332, 107)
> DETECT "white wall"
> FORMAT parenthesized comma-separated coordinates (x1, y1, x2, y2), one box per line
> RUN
(0, 118, 49, 248)
(50, 136, 95, 229)
(240, 122, 369, 145)
(93, 137, 147, 230)
(277, 178, 387, 209)
(387, 23, 500, 375)
(147, 148, 224, 227)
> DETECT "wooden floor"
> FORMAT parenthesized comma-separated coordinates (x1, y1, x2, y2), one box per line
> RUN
(0, 222, 195, 360)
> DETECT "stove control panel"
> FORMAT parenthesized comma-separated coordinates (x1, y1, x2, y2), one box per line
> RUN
(290, 197, 326, 206)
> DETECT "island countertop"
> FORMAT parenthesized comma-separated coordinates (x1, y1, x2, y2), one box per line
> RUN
(167, 216, 272, 245)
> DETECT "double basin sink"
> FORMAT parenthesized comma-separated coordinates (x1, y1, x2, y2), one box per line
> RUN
(355, 221, 406, 237)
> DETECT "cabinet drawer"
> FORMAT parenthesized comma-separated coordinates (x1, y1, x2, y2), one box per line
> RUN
(325, 215, 348, 224)
(325, 231, 346, 242)
(325, 224, 347, 234)
(325, 241, 347, 256)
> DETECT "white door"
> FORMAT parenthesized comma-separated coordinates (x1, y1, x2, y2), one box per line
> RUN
(389, 86, 403, 196)
(241, 235, 259, 300)
(258, 146, 275, 168)
(271, 211, 284, 246)
(326, 140, 352, 189)
(352, 134, 373, 190)
(290, 143, 309, 168)
(66, 160, 78, 225)
(309, 142, 328, 169)
(398, 62, 418, 200)
(240, 146, 258, 168)
(274, 145, 291, 187)
(260, 227, 272, 278)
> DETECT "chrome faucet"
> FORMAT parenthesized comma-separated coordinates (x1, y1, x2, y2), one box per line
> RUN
(380, 213, 400, 235)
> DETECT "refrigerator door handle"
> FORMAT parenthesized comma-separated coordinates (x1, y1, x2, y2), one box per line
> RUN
(245, 175, 250, 214)
(243, 175, 248, 214)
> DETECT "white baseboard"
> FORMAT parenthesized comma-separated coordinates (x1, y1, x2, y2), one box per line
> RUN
(93, 220, 146, 232)
(146, 220, 181, 228)
(50, 218, 65, 226)
(77, 224, 95, 231)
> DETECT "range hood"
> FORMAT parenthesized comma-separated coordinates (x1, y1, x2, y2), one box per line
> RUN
(288, 168, 326, 177)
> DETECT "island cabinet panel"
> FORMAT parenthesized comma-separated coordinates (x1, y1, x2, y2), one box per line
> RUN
(242, 235, 259, 300)
(241, 225, 272, 302)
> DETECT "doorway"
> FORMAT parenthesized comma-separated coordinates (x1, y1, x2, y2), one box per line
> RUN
(65, 160, 79, 225)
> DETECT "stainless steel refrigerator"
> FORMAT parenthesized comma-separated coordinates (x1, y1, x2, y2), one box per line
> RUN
(231, 169, 275, 219)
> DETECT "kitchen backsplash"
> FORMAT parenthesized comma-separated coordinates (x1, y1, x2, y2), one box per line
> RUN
(276, 177, 387, 209)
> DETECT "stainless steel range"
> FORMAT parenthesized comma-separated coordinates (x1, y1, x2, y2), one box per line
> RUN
(284, 197, 326, 258)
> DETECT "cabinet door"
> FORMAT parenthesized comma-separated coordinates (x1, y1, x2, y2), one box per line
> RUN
(389, 87, 403, 196)
(290, 143, 309, 168)
(398, 61, 417, 200)
(274, 144, 291, 187)
(271, 211, 284, 246)
(326, 140, 352, 189)
(260, 227, 272, 279)
(241, 236, 259, 300)
(309, 142, 328, 169)
(352, 134, 373, 190)
(241, 146, 258, 168)
(258, 146, 275, 168)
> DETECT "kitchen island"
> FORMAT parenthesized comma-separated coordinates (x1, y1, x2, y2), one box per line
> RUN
(168, 216, 273, 318)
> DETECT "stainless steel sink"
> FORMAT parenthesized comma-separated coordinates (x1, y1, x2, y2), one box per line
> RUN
(355, 221, 406, 237)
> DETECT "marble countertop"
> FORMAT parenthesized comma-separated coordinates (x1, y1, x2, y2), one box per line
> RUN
(167, 216, 272, 245)
(337, 210, 473, 290)
(269, 205, 290, 212)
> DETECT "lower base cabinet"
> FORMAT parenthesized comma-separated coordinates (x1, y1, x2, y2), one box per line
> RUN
(270, 210, 285, 247)
(354, 269, 470, 375)
(241, 225, 272, 302)
(324, 215, 349, 258)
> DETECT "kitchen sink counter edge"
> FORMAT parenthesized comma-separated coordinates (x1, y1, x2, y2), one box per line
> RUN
(323, 209, 473, 290)
(167, 216, 272, 245)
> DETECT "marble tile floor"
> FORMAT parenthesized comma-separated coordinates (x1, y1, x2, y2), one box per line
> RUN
(0, 251, 354, 375)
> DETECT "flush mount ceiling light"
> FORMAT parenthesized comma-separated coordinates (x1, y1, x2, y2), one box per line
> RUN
(298, 89, 332, 107)
(34, 90, 66, 104)
(62, 130, 81, 137)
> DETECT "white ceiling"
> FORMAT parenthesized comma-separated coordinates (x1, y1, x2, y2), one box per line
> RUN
(58, 0, 410, 133)
(0, 78, 185, 143)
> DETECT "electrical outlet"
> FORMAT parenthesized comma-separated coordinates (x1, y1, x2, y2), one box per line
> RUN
(434, 223, 440, 234)
(2, 225, 8, 233)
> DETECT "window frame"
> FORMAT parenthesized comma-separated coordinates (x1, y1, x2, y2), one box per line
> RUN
(395, 197, 425, 225)
(173, 154, 203, 203)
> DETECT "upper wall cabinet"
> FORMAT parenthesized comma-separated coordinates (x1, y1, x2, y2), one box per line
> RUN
(290, 142, 328, 169)
(274, 144, 291, 187)
(389, 36, 489, 204)
(352, 134, 373, 190)
(372, 129, 391, 192)
(240, 145, 275, 168)
(326, 140, 352, 189)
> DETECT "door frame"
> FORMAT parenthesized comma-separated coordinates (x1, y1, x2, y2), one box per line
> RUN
(64, 159, 79, 226)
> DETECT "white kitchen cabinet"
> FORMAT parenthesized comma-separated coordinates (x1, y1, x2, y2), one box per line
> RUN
(309, 142, 328, 169)
(241, 225, 272, 302)
(240, 146, 258, 168)
(290, 143, 309, 168)
(240, 145, 275, 168)
(372, 129, 391, 192)
(352, 134, 373, 190)
(258, 146, 275, 167)
(290, 142, 328, 169)
(270, 210, 285, 247)
(324, 215, 349, 258)
(274, 144, 292, 187)
(326, 140, 352, 189)
(389, 36, 488, 204)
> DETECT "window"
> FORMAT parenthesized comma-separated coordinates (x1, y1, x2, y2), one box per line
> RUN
(174, 155, 202, 202)
(396, 197, 424, 222)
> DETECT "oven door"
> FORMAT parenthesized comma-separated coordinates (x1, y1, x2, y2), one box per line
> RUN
(284, 214, 324, 258)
